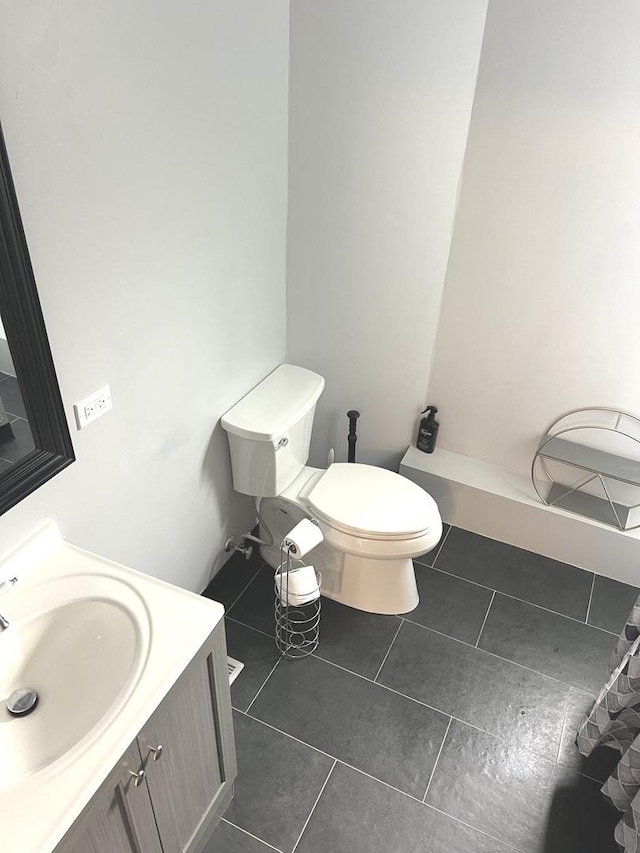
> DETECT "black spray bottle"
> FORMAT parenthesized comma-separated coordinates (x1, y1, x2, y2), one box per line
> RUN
(417, 406, 439, 453)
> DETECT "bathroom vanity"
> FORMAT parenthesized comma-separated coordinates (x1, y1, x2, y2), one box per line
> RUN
(0, 523, 236, 853)
(54, 622, 233, 853)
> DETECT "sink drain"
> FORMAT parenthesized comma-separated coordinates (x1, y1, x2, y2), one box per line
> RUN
(7, 687, 39, 717)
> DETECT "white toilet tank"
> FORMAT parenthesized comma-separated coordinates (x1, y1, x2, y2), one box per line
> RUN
(221, 364, 325, 497)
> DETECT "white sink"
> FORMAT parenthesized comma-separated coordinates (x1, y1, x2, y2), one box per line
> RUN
(0, 523, 224, 853)
(0, 573, 150, 790)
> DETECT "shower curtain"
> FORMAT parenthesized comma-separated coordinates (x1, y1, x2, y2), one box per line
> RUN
(577, 595, 640, 852)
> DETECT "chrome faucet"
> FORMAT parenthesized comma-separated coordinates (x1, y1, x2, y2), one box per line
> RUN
(0, 577, 16, 630)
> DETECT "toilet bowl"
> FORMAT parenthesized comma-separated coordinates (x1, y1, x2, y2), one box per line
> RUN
(221, 364, 442, 614)
(258, 463, 441, 614)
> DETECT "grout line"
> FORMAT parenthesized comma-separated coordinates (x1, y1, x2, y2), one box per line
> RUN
(242, 705, 532, 808)
(421, 801, 525, 853)
(557, 758, 605, 786)
(415, 523, 452, 569)
(422, 717, 452, 803)
(494, 588, 618, 637)
(225, 566, 615, 668)
(245, 657, 550, 763)
(304, 654, 529, 753)
(308, 651, 463, 714)
(240, 695, 602, 812)
(239, 709, 335, 761)
(227, 603, 590, 699)
(241, 709, 430, 807)
(584, 574, 596, 625)
(332, 759, 429, 806)
(333, 759, 423, 805)
(245, 658, 281, 713)
(227, 580, 615, 664)
(398, 617, 596, 696)
(337, 761, 524, 853)
(373, 618, 404, 681)
(219, 818, 285, 853)
(556, 741, 605, 784)
(552, 691, 607, 786)
(226, 614, 274, 640)
(308, 639, 603, 782)
(417, 560, 495, 591)
(225, 562, 267, 614)
(313, 654, 601, 786)
(327, 654, 461, 709)
(432, 522, 452, 561)
(475, 590, 496, 647)
(410, 563, 618, 637)
(227, 586, 600, 701)
(555, 698, 570, 766)
(290, 760, 337, 853)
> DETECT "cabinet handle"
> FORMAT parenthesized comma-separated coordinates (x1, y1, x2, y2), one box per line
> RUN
(128, 768, 145, 787)
(147, 744, 164, 761)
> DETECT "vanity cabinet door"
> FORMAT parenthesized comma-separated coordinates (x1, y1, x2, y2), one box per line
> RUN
(138, 621, 236, 853)
(54, 741, 163, 853)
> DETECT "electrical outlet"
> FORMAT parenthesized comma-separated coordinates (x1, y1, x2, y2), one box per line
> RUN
(74, 384, 113, 430)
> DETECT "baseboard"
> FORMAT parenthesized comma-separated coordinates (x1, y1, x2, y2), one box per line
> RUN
(400, 445, 640, 587)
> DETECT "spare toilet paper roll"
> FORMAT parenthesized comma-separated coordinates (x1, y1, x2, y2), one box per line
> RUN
(275, 564, 320, 606)
(283, 518, 323, 558)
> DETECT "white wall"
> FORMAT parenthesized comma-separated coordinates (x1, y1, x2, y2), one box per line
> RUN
(286, 0, 488, 469)
(429, 0, 640, 474)
(0, 0, 289, 590)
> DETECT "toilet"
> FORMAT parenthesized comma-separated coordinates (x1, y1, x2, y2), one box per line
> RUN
(221, 364, 442, 614)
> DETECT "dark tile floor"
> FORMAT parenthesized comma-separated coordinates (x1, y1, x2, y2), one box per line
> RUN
(202, 525, 640, 853)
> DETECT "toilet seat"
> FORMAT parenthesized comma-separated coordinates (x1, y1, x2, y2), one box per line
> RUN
(307, 463, 437, 540)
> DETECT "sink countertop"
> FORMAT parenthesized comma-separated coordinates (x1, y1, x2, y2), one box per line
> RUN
(0, 523, 224, 853)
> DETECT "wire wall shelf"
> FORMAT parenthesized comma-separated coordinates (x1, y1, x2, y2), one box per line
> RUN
(531, 407, 640, 531)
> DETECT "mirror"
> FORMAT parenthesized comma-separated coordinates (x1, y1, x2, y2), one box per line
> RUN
(0, 121, 74, 514)
(0, 317, 35, 471)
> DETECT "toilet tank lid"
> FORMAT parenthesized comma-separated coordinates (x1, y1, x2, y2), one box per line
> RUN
(221, 364, 325, 441)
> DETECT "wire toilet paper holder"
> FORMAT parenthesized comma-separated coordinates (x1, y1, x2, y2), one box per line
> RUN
(274, 538, 322, 659)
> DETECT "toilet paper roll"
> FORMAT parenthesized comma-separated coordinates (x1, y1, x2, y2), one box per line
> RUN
(283, 519, 323, 558)
(275, 564, 320, 606)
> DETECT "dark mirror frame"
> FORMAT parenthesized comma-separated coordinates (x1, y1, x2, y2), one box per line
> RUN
(0, 121, 74, 515)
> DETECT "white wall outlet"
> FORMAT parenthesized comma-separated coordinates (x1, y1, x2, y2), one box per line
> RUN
(74, 383, 113, 430)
